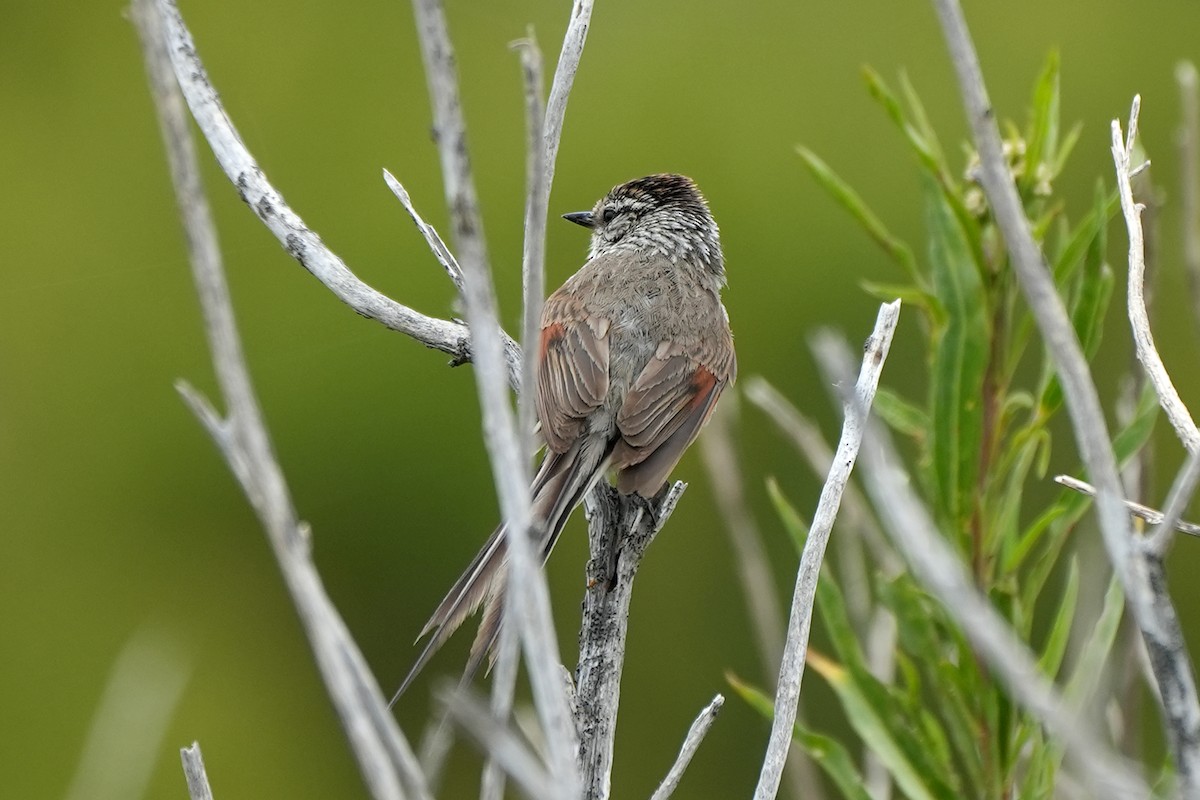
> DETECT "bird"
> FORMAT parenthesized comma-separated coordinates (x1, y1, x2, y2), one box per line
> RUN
(394, 173, 736, 701)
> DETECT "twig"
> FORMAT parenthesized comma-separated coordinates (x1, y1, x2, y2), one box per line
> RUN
(180, 743, 215, 800)
(752, 300, 900, 800)
(541, 0, 594, 191)
(1054, 475, 1200, 538)
(931, 2, 1200, 792)
(139, 3, 431, 798)
(820, 337, 1148, 800)
(743, 379, 899, 799)
(480, 35, 549, 800)
(649, 694, 725, 800)
(699, 399, 821, 800)
(1146, 449, 1200, 557)
(410, 0, 491, 280)
(406, 2, 579, 794)
(1115, 97, 1200, 452)
(440, 687, 558, 800)
(382, 172, 464, 296)
(1111, 96, 1200, 791)
(1178, 62, 1200, 334)
(575, 481, 686, 799)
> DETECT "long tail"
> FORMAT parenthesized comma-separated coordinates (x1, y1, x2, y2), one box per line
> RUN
(390, 435, 612, 704)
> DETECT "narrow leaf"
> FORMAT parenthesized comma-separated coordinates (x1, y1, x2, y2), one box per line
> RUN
(925, 173, 989, 534)
(873, 386, 930, 440)
(808, 651, 955, 800)
(1036, 556, 1079, 678)
(1023, 51, 1061, 197)
(798, 146, 923, 288)
(726, 673, 873, 800)
(766, 477, 810, 554)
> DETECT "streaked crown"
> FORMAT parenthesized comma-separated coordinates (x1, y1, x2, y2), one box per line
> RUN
(577, 173, 724, 281)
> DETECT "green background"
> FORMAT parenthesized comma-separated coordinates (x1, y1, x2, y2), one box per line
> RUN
(4, 1, 1200, 797)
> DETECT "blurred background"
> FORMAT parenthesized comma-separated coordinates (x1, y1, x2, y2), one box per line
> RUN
(4, 0, 1200, 797)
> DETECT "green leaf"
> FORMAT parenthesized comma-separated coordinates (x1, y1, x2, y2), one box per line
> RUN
(1039, 185, 1116, 410)
(1051, 184, 1118, 286)
(988, 430, 1046, 569)
(1037, 556, 1079, 679)
(1016, 726, 1059, 799)
(797, 146, 924, 288)
(1018, 384, 1157, 608)
(1022, 51, 1060, 197)
(726, 673, 873, 800)
(794, 726, 875, 800)
(1076, 183, 1114, 358)
(873, 386, 930, 440)
(860, 280, 942, 321)
(899, 71, 948, 171)
(816, 568, 870, 674)
(1050, 121, 1084, 179)
(808, 650, 958, 800)
(1005, 382, 1156, 579)
(725, 671, 776, 720)
(862, 67, 986, 270)
(1008, 185, 1117, 376)
(862, 66, 952, 186)
(877, 575, 985, 790)
(925, 172, 989, 535)
(766, 477, 809, 554)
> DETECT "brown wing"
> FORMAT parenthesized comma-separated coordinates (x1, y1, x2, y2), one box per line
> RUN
(613, 324, 736, 495)
(537, 291, 611, 453)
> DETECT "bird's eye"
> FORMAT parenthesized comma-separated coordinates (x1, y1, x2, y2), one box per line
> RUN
(601, 207, 617, 224)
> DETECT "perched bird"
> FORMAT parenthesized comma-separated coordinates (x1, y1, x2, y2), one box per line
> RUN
(395, 173, 736, 699)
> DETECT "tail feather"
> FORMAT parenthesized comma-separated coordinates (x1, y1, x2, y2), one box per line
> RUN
(391, 438, 612, 705)
(462, 438, 614, 683)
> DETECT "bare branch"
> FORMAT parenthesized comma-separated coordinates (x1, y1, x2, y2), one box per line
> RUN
(440, 687, 558, 800)
(1115, 97, 1200, 452)
(698, 399, 825, 800)
(139, 3, 432, 798)
(514, 34, 548, 469)
(149, 0, 519, 383)
(649, 694, 725, 800)
(410, 0, 491, 277)
(180, 743, 215, 800)
(753, 300, 901, 800)
(575, 481, 687, 799)
(819, 336, 1148, 800)
(1054, 474, 1200, 539)
(931, 1, 1200, 791)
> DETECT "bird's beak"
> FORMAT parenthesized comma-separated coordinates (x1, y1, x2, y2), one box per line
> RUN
(562, 211, 595, 229)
